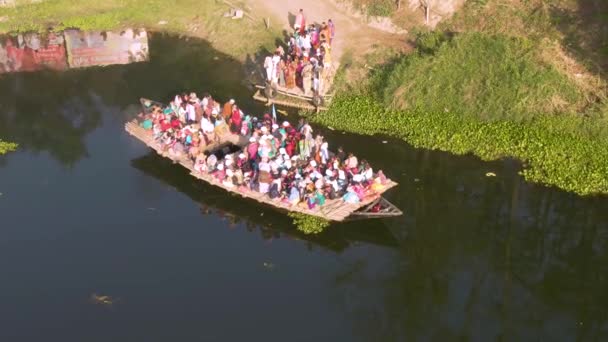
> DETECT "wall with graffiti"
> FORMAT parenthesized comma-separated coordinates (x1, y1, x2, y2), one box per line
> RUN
(0, 29, 148, 74)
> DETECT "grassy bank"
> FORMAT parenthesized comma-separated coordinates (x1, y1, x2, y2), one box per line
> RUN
(0, 0, 278, 58)
(315, 28, 608, 195)
(382, 32, 591, 121)
(0, 140, 18, 155)
(316, 0, 608, 196)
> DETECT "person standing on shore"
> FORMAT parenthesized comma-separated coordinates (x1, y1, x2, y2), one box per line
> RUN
(301, 60, 313, 96)
(328, 19, 335, 45)
(294, 9, 306, 35)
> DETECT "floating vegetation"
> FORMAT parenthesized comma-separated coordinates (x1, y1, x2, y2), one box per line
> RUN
(0, 140, 17, 155)
(289, 213, 330, 235)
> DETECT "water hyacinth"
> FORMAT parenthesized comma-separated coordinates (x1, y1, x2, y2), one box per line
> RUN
(289, 212, 331, 234)
(313, 95, 608, 196)
(0, 140, 18, 155)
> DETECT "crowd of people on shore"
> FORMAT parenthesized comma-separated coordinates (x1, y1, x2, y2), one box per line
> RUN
(138, 92, 390, 211)
(263, 9, 335, 96)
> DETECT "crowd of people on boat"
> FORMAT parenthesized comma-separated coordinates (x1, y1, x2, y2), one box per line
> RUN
(263, 9, 335, 96)
(138, 92, 390, 211)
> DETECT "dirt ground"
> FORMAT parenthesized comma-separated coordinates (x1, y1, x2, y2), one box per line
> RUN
(251, 0, 408, 63)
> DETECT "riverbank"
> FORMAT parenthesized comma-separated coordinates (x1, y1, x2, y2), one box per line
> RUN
(314, 0, 608, 196)
(0, 0, 279, 59)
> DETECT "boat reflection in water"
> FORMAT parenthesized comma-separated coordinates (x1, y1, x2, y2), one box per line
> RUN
(0, 28, 149, 74)
(131, 153, 400, 253)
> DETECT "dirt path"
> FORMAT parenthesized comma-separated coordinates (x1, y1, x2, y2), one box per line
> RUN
(251, 0, 406, 62)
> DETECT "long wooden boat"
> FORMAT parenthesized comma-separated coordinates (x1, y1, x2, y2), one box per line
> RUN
(125, 98, 402, 222)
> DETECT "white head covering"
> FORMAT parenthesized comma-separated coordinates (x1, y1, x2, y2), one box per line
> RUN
(229, 99, 235, 104)
(282, 121, 290, 127)
(249, 137, 257, 143)
(272, 124, 279, 130)
(353, 174, 363, 182)
(239, 153, 246, 159)
(279, 148, 286, 155)
(338, 170, 346, 180)
(310, 160, 317, 167)
(217, 163, 224, 170)
(315, 179, 324, 189)
(325, 169, 333, 177)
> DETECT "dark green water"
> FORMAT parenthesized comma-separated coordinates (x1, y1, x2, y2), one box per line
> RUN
(1, 32, 608, 341)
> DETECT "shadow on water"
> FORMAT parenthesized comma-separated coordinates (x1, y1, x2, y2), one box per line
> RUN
(131, 152, 399, 253)
(313, 129, 608, 340)
(0, 31, 264, 166)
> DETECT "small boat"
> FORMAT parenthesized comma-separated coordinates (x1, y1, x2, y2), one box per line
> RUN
(252, 62, 339, 112)
(252, 83, 333, 112)
(125, 98, 402, 222)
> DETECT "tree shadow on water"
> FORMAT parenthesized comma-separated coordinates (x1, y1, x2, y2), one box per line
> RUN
(0, 31, 270, 167)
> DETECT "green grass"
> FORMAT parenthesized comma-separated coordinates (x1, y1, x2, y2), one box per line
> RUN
(0, 0, 279, 58)
(380, 32, 587, 121)
(342, 0, 396, 17)
(0, 140, 18, 155)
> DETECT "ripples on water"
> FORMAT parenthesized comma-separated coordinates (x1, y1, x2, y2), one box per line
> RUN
(0, 30, 607, 341)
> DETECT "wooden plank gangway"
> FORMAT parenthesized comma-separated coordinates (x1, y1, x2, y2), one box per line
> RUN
(252, 62, 339, 112)
(125, 119, 400, 222)
(253, 88, 329, 112)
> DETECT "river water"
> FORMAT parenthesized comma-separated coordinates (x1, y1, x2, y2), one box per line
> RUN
(1, 32, 608, 341)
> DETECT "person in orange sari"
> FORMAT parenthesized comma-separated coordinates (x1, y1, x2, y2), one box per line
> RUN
(285, 56, 296, 89)
(222, 99, 234, 121)
(320, 23, 330, 45)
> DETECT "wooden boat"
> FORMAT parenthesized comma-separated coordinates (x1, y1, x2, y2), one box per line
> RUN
(125, 98, 402, 222)
(252, 84, 332, 112)
(252, 62, 339, 112)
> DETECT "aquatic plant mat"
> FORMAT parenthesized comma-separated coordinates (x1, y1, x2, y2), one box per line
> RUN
(125, 120, 398, 221)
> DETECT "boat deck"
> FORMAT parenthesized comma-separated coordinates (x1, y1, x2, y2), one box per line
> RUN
(125, 120, 398, 222)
